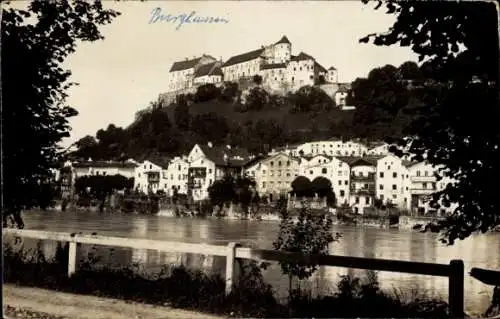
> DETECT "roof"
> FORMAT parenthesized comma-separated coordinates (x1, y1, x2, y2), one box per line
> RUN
(169, 57, 202, 72)
(194, 62, 223, 78)
(335, 156, 385, 167)
(73, 161, 138, 169)
(291, 52, 315, 62)
(315, 61, 328, 73)
(328, 66, 337, 71)
(261, 63, 287, 70)
(302, 154, 334, 161)
(221, 48, 264, 68)
(199, 145, 254, 167)
(145, 157, 171, 169)
(275, 35, 291, 45)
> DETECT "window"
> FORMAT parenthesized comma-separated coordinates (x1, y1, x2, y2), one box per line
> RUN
(208, 169, 212, 174)
(286, 161, 290, 166)
(393, 172, 397, 178)
(432, 182, 436, 190)
(262, 182, 266, 188)
(379, 184, 384, 190)
(424, 171, 428, 177)
(309, 170, 313, 175)
(340, 190, 345, 197)
(338, 170, 342, 176)
(355, 197, 360, 204)
(345, 180, 348, 185)
(416, 170, 421, 177)
(365, 197, 370, 204)
(392, 194, 397, 199)
(278, 161, 282, 166)
(309, 75, 313, 79)
(338, 180, 342, 186)
(270, 161, 274, 166)
(388, 165, 391, 170)
(379, 172, 384, 178)
(164, 184, 167, 189)
(423, 182, 427, 189)
(392, 184, 397, 190)
(149, 165, 152, 169)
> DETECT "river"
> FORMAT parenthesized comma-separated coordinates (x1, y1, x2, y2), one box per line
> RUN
(10, 209, 500, 316)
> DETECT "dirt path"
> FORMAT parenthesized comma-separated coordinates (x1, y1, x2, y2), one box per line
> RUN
(3, 284, 226, 319)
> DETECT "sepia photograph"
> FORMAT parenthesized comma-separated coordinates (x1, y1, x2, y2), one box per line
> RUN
(2, 0, 499, 318)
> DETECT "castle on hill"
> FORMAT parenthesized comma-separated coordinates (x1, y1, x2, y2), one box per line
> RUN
(162, 36, 350, 105)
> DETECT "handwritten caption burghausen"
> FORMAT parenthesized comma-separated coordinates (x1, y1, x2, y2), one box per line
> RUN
(148, 7, 230, 30)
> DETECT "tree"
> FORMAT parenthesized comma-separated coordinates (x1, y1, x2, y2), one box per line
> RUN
(194, 83, 221, 103)
(245, 87, 269, 111)
(290, 85, 334, 113)
(273, 201, 341, 297)
(74, 174, 134, 212)
(290, 176, 313, 198)
(361, 1, 499, 244)
(311, 176, 333, 198)
(2, 1, 120, 228)
(174, 99, 191, 131)
(207, 174, 256, 215)
(253, 74, 263, 85)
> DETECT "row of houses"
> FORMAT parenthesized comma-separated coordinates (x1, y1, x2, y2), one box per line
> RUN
(59, 139, 457, 215)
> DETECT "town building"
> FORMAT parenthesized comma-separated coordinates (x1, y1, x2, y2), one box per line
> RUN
(341, 157, 378, 215)
(163, 156, 190, 196)
(71, 160, 137, 179)
(134, 160, 167, 194)
(298, 155, 351, 205)
(296, 139, 368, 157)
(167, 54, 218, 92)
(187, 143, 254, 201)
(375, 155, 410, 210)
(245, 153, 300, 201)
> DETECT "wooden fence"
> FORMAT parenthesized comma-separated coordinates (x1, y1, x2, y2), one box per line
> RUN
(3, 228, 465, 318)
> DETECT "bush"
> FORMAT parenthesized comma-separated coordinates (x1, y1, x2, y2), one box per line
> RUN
(194, 84, 221, 103)
(245, 87, 270, 111)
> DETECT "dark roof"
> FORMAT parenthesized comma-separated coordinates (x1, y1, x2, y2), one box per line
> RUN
(261, 63, 287, 70)
(275, 35, 291, 45)
(315, 61, 328, 73)
(169, 55, 217, 72)
(169, 57, 202, 72)
(145, 157, 171, 169)
(335, 156, 384, 167)
(73, 161, 138, 169)
(199, 145, 253, 167)
(221, 48, 264, 68)
(328, 66, 337, 71)
(291, 52, 315, 62)
(194, 62, 223, 78)
(302, 154, 334, 161)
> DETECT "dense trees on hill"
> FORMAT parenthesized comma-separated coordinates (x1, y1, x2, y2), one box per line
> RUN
(70, 59, 428, 163)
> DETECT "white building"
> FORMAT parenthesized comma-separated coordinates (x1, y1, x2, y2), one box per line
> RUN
(187, 143, 254, 201)
(375, 155, 410, 210)
(299, 155, 351, 205)
(163, 156, 190, 196)
(72, 160, 137, 179)
(193, 61, 224, 85)
(167, 54, 217, 92)
(296, 139, 368, 157)
(367, 143, 391, 156)
(134, 160, 165, 194)
(345, 157, 378, 215)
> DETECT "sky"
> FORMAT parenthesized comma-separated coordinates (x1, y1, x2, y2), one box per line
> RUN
(11, 1, 419, 147)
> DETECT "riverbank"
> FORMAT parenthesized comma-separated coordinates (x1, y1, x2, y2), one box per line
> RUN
(3, 241, 454, 318)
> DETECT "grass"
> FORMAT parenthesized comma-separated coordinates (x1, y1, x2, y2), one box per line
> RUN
(3, 239, 453, 318)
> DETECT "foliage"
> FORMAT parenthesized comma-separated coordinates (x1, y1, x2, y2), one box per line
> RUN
(3, 241, 455, 318)
(2, 0, 120, 228)
(190, 112, 229, 144)
(361, 1, 500, 244)
(244, 87, 269, 111)
(290, 176, 313, 198)
(207, 174, 257, 215)
(173, 100, 191, 130)
(74, 174, 134, 211)
(273, 204, 341, 293)
(289, 85, 334, 113)
(311, 176, 333, 198)
(252, 74, 263, 85)
(219, 81, 240, 103)
(194, 83, 221, 103)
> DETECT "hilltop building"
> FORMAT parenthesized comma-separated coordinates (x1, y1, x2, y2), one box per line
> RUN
(161, 36, 341, 104)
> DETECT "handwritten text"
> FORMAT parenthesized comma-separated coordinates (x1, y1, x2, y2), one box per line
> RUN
(148, 7, 230, 30)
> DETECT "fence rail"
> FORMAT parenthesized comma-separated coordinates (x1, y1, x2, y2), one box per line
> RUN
(3, 228, 465, 318)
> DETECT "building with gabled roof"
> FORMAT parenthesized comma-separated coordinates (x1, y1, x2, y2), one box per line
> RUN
(193, 61, 224, 85)
(167, 54, 218, 92)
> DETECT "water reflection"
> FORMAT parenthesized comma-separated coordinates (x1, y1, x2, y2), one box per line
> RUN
(17, 210, 500, 315)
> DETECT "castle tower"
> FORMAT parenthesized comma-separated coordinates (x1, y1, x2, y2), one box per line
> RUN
(327, 66, 338, 83)
(273, 35, 292, 64)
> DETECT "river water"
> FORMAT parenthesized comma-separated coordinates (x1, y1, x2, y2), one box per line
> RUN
(10, 210, 500, 315)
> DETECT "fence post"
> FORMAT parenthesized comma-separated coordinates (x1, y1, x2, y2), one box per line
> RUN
(225, 242, 240, 295)
(67, 241, 77, 277)
(449, 259, 464, 318)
